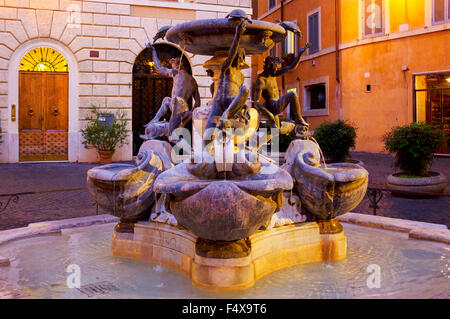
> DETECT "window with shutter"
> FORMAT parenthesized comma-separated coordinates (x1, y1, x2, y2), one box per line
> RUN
(433, 0, 450, 24)
(308, 12, 320, 54)
(269, 0, 276, 10)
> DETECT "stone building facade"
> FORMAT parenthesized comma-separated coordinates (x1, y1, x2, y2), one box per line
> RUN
(0, 0, 252, 163)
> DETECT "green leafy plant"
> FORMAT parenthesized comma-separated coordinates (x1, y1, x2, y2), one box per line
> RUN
(81, 106, 128, 153)
(383, 122, 445, 177)
(313, 120, 357, 163)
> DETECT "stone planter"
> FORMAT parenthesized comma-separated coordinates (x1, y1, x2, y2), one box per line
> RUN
(98, 149, 113, 165)
(387, 172, 447, 196)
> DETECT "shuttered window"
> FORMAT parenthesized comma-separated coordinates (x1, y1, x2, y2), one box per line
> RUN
(269, 0, 276, 10)
(433, 0, 450, 24)
(308, 12, 320, 54)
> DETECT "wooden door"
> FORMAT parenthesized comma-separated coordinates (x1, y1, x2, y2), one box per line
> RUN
(19, 72, 68, 161)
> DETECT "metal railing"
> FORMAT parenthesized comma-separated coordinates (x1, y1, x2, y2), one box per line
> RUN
(366, 185, 450, 215)
(0, 187, 98, 214)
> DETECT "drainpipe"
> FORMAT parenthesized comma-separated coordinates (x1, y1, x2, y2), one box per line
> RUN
(281, 0, 285, 91)
(335, 0, 342, 120)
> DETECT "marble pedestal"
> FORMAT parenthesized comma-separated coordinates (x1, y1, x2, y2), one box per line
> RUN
(111, 221, 347, 290)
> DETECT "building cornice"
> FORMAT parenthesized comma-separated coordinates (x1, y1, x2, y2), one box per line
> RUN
(87, 0, 253, 14)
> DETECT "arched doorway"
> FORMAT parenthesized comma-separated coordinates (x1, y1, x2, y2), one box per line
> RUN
(18, 47, 69, 161)
(132, 44, 192, 155)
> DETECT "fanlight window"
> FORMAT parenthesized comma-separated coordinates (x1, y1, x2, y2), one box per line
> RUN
(19, 47, 69, 72)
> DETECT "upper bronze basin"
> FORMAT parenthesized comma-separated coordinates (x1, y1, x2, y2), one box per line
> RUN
(165, 18, 286, 55)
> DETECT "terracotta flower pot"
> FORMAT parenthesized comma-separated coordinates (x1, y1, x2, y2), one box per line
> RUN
(98, 149, 113, 165)
(387, 171, 447, 196)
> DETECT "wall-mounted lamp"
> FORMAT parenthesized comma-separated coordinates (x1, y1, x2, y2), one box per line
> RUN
(401, 65, 409, 71)
(312, 59, 316, 66)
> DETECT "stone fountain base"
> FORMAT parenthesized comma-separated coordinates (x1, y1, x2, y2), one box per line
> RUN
(111, 221, 346, 290)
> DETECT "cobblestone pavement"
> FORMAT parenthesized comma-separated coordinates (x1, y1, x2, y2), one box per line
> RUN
(0, 162, 105, 231)
(0, 153, 448, 230)
(0, 280, 28, 299)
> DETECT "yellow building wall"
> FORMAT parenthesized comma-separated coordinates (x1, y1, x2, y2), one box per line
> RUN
(340, 0, 427, 42)
(390, 0, 425, 32)
(341, 30, 450, 152)
(341, 0, 360, 43)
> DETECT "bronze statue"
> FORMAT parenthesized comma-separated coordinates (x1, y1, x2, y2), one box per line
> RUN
(143, 44, 201, 140)
(252, 41, 310, 129)
(204, 20, 249, 137)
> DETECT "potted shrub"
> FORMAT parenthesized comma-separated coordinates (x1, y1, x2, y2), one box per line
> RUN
(81, 106, 128, 164)
(383, 122, 447, 195)
(313, 120, 359, 164)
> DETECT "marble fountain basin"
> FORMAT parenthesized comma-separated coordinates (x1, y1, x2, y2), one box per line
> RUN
(1, 221, 448, 298)
(153, 162, 293, 241)
(165, 18, 286, 56)
(285, 140, 369, 221)
(87, 150, 163, 223)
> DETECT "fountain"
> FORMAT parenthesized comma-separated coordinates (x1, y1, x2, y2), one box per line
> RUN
(86, 12, 369, 290)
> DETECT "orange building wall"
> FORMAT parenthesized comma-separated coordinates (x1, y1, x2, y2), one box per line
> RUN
(341, 30, 450, 152)
(254, 0, 339, 130)
(255, 0, 449, 153)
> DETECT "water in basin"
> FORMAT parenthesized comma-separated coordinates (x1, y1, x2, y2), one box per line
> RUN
(0, 223, 448, 299)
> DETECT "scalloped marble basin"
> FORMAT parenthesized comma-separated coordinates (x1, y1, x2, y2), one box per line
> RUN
(87, 150, 164, 224)
(154, 162, 293, 241)
(284, 140, 369, 221)
(165, 18, 286, 55)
